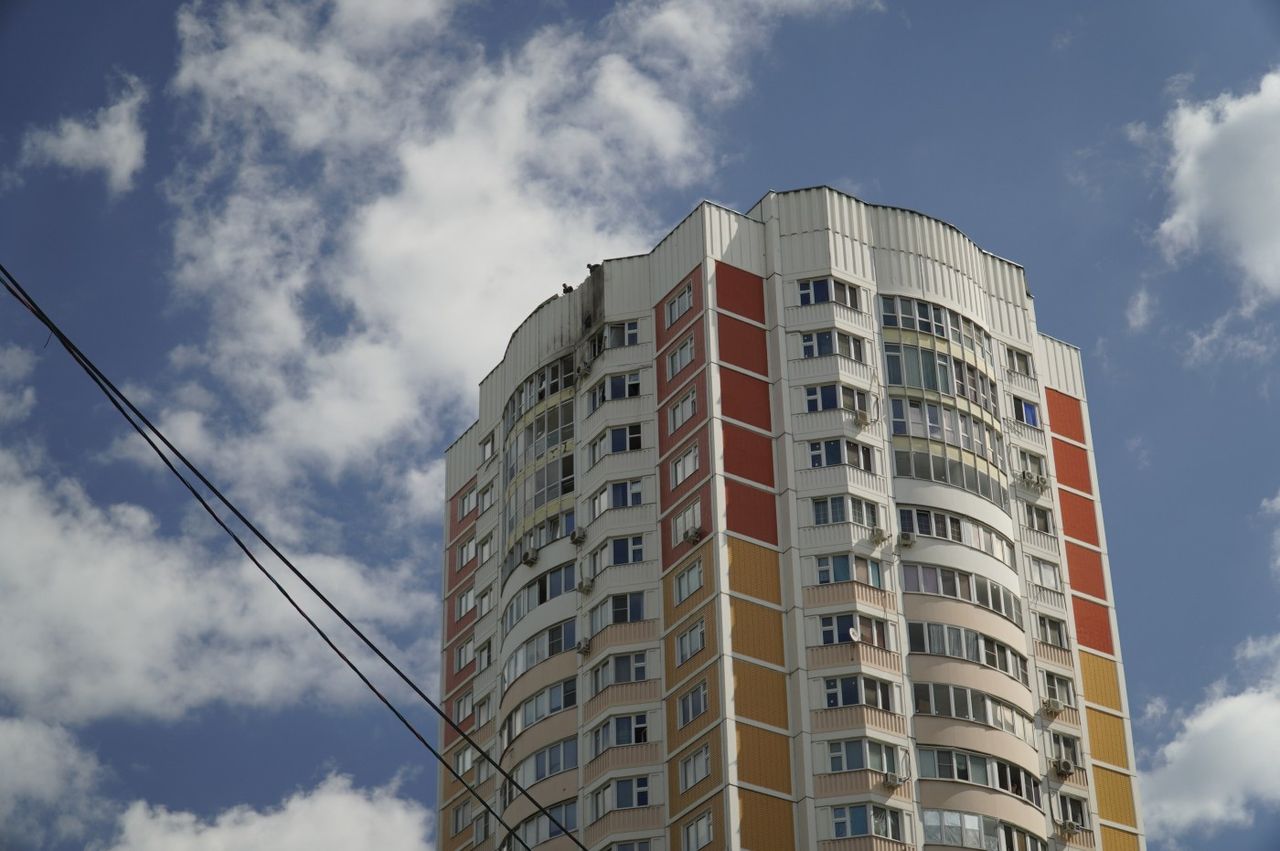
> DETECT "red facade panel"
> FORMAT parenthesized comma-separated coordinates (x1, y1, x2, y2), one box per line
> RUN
(720, 369, 772, 432)
(658, 375, 707, 457)
(717, 314, 769, 377)
(662, 481, 714, 569)
(714, 261, 765, 323)
(723, 422, 775, 487)
(445, 585, 477, 643)
(1052, 437, 1093, 495)
(1059, 488, 1100, 545)
(656, 317, 706, 403)
(1066, 542, 1107, 601)
(654, 264, 703, 352)
(447, 476, 476, 542)
(1073, 595, 1115, 655)
(1046, 388, 1086, 444)
(660, 426, 712, 504)
(725, 479, 778, 545)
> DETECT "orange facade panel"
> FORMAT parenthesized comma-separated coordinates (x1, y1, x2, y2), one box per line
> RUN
(1066, 542, 1107, 601)
(1046, 387, 1086, 443)
(738, 787, 797, 851)
(723, 422, 775, 487)
(1059, 488, 1100, 546)
(729, 597, 786, 666)
(725, 479, 779, 545)
(736, 723, 793, 794)
(732, 658, 789, 729)
(1086, 707, 1131, 769)
(1052, 437, 1093, 495)
(1073, 594, 1115, 655)
(715, 261, 766, 322)
(718, 314, 769, 377)
(1093, 766, 1138, 827)
(726, 536, 782, 605)
(720, 369, 772, 432)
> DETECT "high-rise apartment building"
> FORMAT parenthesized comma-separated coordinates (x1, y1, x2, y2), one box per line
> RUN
(439, 187, 1144, 851)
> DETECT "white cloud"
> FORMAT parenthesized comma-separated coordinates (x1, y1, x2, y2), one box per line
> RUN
(1263, 488, 1280, 577)
(1126, 287, 1155, 331)
(0, 717, 103, 846)
(1124, 435, 1152, 470)
(104, 774, 434, 851)
(0, 344, 37, 424)
(20, 74, 148, 195)
(0, 447, 437, 723)
(1157, 70, 1280, 311)
(402, 458, 448, 523)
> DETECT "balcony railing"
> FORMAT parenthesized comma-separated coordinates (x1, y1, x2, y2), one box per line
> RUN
(803, 581, 896, 613)
(584, 805, 664, 848)
(797, 464, 886, 496)
(1020, 525, 1059, 554)
(1003, 417, 1046, 448)
(818, 837, 913, 851)
(583, 679, 661, 723)
(583, 741, 662, 786)
(806, 642, 902, 674)
(1005, 368, 1039, 396)
(1036, 640, 1074, 670)
(789, 354, 876, 387)
(813, 769, 912, 800)
(784, 302, 877, 335)
(1031, 582, 1067, 610)
(811, 704, 906, 736)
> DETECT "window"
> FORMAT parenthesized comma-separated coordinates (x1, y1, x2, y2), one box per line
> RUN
(1058, 793, 1089, 827)
(906, 621, 1030, 686)
(922, 808, 1047, 851)
(671, 443, 700, 487)
(589, 424, 643, 466)
(455, 587, 475, 620)
(813, 495, 877, 527)
(475, 641, 491, 672)
(614, 842, 651, 851)
(1044, 672, 1076, 706)
(478, 535, 493, 563)
(591, 372, 642, 411)
(475, 695, 491, 726)
(1052, 732, 1081, 764)
(478, 484, 494, 513)
(816, 554, 882, 588)
(828, 738, 897, 773)
(591, 592, 645, 634)
(476, 588, 493, 617)
(503, 562, 576, 632)
(672, 500, 702, 545)
(607, 320, 639, 348)
(1007, 347, 1034, 376)
(683, 812, 713, 849)
(668, 336, 695, 378)
(452, 800, 472, 835)
(675, 560, 704, 603)
(801, 329, 865, 361)
(679, 745, 711, 791)
(901, 563, 1023, 627)
(591, 652, 647, 695)
(1019, 449, 1046, 476)
(610, 479, 644, 509)
(498, 677, 576, 751)
(458, 487, 476, 518)
(798, 277, 860, 309)
(611, 535, 644, 565)
(824, 675, 893, 710)
(805, 383, 868, 413)
(898, 504, 1017, 568)
(832, 804, 903, 841)
(913, 682, 1037, 744)
(666, 283, 694, 327)
(454, 691, 473, 722)
(669, 388, 697, 432)
(820, 613, 856, 646)
(1038, 615, 1068, 648)
(1013, 396, 1040, 427)
(592, 713, 648, 756)
(473, 813, 489, 843)
(455, 638, 474, 671)
(458, 537, 476, 565)
(593, 776, 649, 819)
(501, 619, 577, 686)
(516, 737, 578, 787)
(677, 620, 706, 664)
(678, 681, 709, 726)
(504, 800, 577, 848)
(808, 439, 874, 472)
(480, 432, 495, 461)
(1024, 503, 1054, 533)
(1032, 557, 1061, 590)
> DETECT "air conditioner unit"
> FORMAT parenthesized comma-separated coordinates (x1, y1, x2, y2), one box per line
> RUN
(1054, 758, 1076, 777)
(1042, 697, 1065, 715)
(577, 359, 594, 379)
(898, 532, 915, 548)
(575, 639, 591, 655)
(853, 410, 872, 427)
(521, 550, 539, 566)
(570, 529, 588, 545)
(682, 527, 705, 545)
(869, 527, 889, 545)
(1019, 469, 1037, 483)
(1057, 820, 1081, 837)
(883, 772, 907, 788)
(577, 577, 594, 594)
(1035, 473, 1049, 488)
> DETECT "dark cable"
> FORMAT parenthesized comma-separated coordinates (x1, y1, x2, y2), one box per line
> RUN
(0, 265, 580, 849)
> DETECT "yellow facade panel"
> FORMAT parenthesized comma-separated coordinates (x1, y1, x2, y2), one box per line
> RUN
(726, 536, 783, 604)
(736, 723, 792, 794)
(732, 658, 789, 729)
(729, 597, 786, 666)
(1093, 766, 1138, 827)
(667, 729, 724, 817)
(738, 787, 797, 850)
(1100, 825, 1141, 851)
(1086, 707, 1130, 769)
(1080, 651, 1123, 711)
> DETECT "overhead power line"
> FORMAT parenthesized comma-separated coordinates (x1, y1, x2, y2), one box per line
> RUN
(0, 262, 586, 851)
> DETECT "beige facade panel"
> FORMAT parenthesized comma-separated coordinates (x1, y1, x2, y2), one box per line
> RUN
(738, 786, 798, 851)
(1086, 707, 1131, 769)
(736, 722, 793, 795)
(1093, 765, 1139, 827)
(726, 536, 783, 605)
(668, 664, 722, 752)
(729, 596, 787, 666)
(664, 600, 718, 687)
(664, 541, 715, 623)
(1079, 651, 1124, 712)
(732, 657, 790, 729)
(667, 727, 725, 818)
(669, 789, 725, 851)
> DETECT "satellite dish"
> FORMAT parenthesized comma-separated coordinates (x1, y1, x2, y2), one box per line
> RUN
(848, 626, 860, 643)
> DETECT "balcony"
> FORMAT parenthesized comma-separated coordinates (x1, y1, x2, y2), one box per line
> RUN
(1003, 417, 1046, 448)
(803, 581, 896, 613)
(1036, 640, 1074, 670)
(814, 769, 912, 800)
(806, 642, 902, 674)
(793, 408, 881, 440)
(1060, 826, 1097, 849)
(583, 741, 662, 786)
(819, 837, 913, 851)
(1030, 583, 1067, 610)
(584, 805, 664, 848)
(797, 464, 886, 496)
(583, 619, 660, 662)
(799, 521, 882, 551)
(1004, 368, 1039, 396)
(1020, 525, 1059, 555)
(784, 302, 877, 335)
(583, 679, 662, 723)
(581, 394, 654, 434)
(789, 354, 876, 387)
(811, 704, 907, 736)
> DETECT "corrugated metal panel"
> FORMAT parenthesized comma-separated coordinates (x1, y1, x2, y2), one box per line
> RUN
(604, 254, 656, 315)
(1087, 707, 1131, 768)
(650, 205, 707, 300)
(1093, 765, 1138, 827)
(705, 204, 765, 275)
(732, 658, 789, 728)
(1100, 825, 1142, 851)
(736, 723, 793, 794)
(729, 597, 786, 666)
(444, 425, 479, 494)
(727, 536, 782, 604)
(1037, 333, 1085, 399)
(1080, 651, 1123, 710)
(739, 786, 797, 850)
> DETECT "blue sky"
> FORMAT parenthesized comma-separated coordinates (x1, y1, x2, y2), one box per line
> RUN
(2, 1, 1280, 848)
